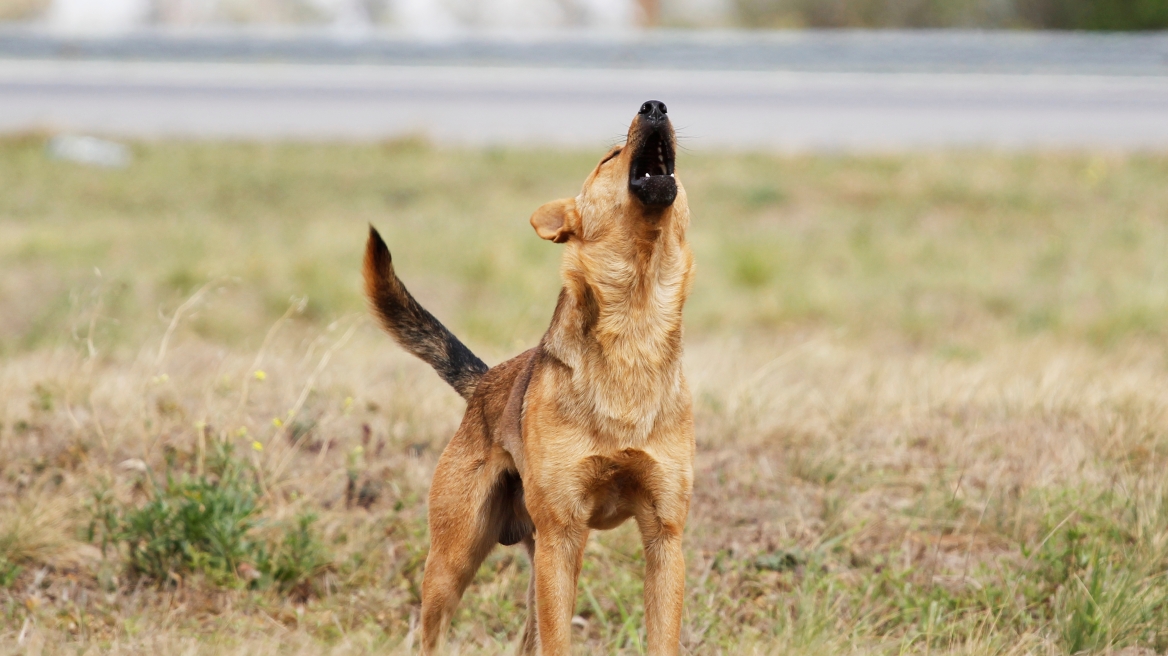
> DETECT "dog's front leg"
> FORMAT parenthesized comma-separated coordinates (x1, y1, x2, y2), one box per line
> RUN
(640, 521, 686, 655)
(532, 523, 588, 655)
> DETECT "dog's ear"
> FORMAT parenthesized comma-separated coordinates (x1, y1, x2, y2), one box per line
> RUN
(530, 198, 579, 244)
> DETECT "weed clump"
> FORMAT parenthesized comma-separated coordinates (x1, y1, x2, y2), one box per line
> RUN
(1020, 490, 1168, 654)
(88, 440, 330, 595)
(0, 554, 20, 588)
(265, 512, 331, 598)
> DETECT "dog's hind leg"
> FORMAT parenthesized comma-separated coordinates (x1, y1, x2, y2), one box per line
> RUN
(516, 534, 539, 655)
(419, 432, 507, 654)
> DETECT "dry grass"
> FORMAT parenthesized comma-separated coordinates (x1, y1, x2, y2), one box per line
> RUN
(1, 136, 1167, 654)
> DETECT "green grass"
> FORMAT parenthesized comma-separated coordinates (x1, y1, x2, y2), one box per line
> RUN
(4, 139, 1168, 356)
(87, 439, 330, 594)
(1, 136, 1168, 653)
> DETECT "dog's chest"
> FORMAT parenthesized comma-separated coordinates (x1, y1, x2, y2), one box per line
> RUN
(544, 329, 684, 444)
(558, 239, 691, 442)
(571, 327, 684, 442)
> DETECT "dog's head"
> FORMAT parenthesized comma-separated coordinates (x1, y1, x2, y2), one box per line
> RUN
(531, 100, 683, 245)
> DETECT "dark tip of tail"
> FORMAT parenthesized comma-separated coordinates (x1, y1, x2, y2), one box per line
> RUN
(367, 225, 388, 261)
(364, 226, 390, 290)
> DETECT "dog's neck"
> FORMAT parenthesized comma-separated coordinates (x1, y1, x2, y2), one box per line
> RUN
(542, 205, 694, 441)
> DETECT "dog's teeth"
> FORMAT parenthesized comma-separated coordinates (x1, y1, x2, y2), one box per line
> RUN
(669, 173, 675, 177)
(644, 173, 651, 178)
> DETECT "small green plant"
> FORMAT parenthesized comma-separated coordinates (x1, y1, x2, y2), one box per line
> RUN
(1017, 491, 1168, 654)
(0, 553, 21, 588)
(98, 440, 262, 585)
(265, 512, 330, 599)
(89, 439, 331, 593)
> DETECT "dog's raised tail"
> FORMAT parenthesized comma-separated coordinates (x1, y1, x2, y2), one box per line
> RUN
(363, 226, 489, 401)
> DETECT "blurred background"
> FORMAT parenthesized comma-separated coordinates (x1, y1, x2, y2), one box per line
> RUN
(4, 1, 1168, 654)
(2, 1, 1168, 147)
(2, 0, 1168, 30)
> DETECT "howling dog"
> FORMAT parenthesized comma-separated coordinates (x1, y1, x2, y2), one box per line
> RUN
(363, 100, 694, 655)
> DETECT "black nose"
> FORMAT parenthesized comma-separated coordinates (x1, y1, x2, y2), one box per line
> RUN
(639, 100, 667, 122)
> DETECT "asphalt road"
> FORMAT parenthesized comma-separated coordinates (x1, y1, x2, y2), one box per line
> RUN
(2, 29, 1167, 149)
(4, 28, 1168, 76)
(3, 59, 1167, 149)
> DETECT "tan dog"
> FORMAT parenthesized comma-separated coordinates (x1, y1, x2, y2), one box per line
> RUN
(363, 100, 694, 655)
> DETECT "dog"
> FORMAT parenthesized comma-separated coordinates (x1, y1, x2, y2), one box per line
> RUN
(362, 100, 694, 655)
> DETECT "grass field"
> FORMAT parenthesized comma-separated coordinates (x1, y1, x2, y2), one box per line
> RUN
(1, 135, 1167, 654)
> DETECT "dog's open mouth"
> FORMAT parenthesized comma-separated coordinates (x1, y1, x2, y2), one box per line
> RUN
(628, 119, 678, 208)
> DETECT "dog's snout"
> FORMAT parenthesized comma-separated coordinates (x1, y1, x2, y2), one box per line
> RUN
(639, 100, 667, 122)
(629, 99, 677, 208)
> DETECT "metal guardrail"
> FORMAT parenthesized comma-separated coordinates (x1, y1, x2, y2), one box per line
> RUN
(1, 26, 1167, 75)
